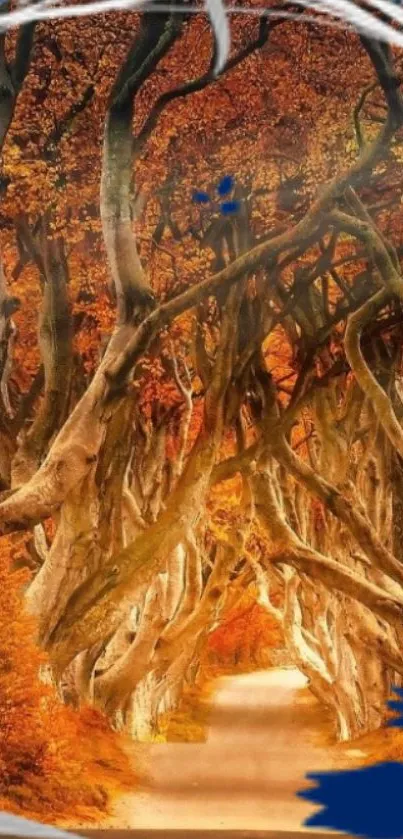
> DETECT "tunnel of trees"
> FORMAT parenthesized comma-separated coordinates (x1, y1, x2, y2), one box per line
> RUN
(1, 0, 403, 746)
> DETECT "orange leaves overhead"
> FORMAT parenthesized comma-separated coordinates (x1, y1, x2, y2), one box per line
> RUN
(205, 586, 283, 672)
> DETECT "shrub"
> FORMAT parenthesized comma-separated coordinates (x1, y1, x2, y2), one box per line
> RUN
(0, 538, 136, 825)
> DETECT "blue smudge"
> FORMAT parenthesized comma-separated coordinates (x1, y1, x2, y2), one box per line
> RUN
(299, 762, 403, 838)
(192, 178, 240, 216)
(221, 200, 241, 215)
(192, 190, 210, 204)
(387, 688, 403, 728)
(297, 686, 403, 838)
(217, 175, 234, 196)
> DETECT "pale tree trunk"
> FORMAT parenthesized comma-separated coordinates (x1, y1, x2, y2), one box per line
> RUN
(25, 385, 135, 648)
(106, 460, 252, 738)
(308, 383, 398, 737)
(262, 557, 387, 742)
(130, 540, 241, 739)
(94, 574, 168, 717)
(89, 288, 245, 730)
(139, 478, 254, 737)
(252, 457, 403, 741)
(20, 273, 242, 728)
(99, 538, 197, 736)
(47, 275, 219, 666)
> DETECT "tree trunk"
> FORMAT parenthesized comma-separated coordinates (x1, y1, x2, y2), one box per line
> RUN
(12, 230, 73, 486)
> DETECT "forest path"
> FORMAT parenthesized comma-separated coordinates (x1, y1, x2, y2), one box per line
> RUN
(102, 667, 360, 831)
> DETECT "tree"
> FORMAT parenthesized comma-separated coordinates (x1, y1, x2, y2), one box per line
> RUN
(0, 534, 135, 821)
(1, 1, 403, 747)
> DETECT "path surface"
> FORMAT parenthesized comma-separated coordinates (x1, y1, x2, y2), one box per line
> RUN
(102, 668, 358, 832)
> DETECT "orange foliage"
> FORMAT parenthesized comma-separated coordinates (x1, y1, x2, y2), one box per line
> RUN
(0, 541, 136, 824)
(204, 587, 284, 673)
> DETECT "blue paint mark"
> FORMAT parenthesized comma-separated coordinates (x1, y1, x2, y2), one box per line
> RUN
(221, 200, 241, 215)
(299, 762, 403, 839)
(192, 190, 210, 204)
(217, 175, 234, 196)
(298, 686, 403, 839)
(387, 687, 403, 727)
(192, 176, 241, 216)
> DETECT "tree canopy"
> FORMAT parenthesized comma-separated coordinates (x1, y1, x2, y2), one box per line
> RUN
(1, 1, 403, 748)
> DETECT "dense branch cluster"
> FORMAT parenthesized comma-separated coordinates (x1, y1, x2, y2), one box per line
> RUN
(1, 2, 403, 742)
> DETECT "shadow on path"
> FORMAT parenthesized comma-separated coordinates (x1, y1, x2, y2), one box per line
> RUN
(88, 668, 351, 832)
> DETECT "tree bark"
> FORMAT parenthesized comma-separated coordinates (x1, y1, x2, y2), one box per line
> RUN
(12, 228, 73, 485)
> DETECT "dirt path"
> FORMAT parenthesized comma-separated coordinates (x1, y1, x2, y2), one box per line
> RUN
(101, 668, 361, 831)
